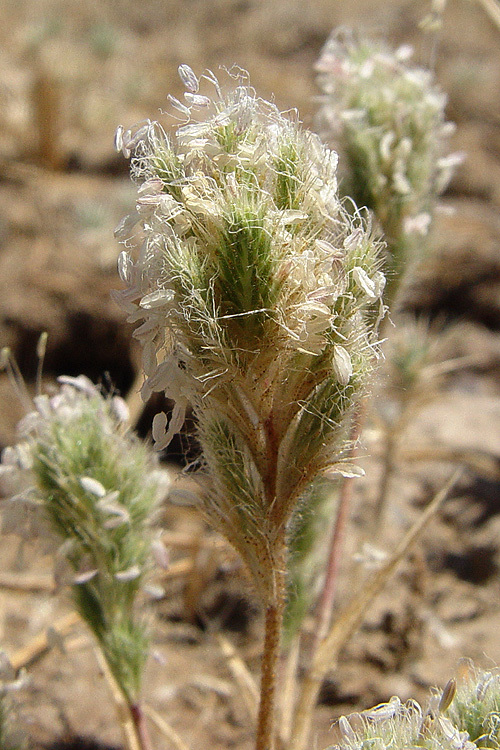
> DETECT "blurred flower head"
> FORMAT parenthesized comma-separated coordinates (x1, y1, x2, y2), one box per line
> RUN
(0, 372, 167, 700)
(315, 29, 464, 296)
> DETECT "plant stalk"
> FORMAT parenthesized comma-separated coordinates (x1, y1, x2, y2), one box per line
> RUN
(256, 540, 287, 750)
(129, 702, 154, 750)
(372, 427, 398, 531)
(313, 400, 366, 650)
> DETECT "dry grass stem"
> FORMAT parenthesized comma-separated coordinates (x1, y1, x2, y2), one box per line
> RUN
(279, 633, 300, 746)
(217, 634, 259, 722)
(142, 704, 192, 750)
(9, 611, 81, 671)
(256, 539, 288, 750)
(289, 469, 462, 750)
(372, 426, 400, 532)
(93, 645, 142, 750)
(0, 572, 54, 593)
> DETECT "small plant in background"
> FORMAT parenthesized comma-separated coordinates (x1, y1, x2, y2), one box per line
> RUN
(315, 28, 464, 305)
(0, 362, 167, 750)
(280, 29, 467, 750)
(114, 64, 385, 750)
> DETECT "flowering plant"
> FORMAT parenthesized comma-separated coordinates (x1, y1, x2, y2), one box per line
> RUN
(115, 64, 386, 749)
(0, 369, 165, 750)
(315, 29, 464, 302)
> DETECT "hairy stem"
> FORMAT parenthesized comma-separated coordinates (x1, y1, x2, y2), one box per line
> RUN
(256, 539, 287, 750)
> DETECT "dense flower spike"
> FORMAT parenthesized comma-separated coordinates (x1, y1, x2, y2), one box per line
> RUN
(114, 64, 385, 604)
(327, 695, 477, 750)
(0, 375, 165, 702)
(315, 30, 464, 300)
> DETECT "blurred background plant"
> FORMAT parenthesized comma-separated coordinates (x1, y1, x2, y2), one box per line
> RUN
(278, 25, 469, 750)
(324, 662, 500, 750)
(315, 27, 464, 307)
(0, 356, 168, 750)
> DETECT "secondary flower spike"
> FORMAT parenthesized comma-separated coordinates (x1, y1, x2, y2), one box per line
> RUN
(315, 30, 464, 300)
(114, 65, 385, 605)
(0, 374, 165, 702)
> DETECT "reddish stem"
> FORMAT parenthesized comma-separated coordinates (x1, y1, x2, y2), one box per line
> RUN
(256, 541, 287, 750)
(129, 702, 153, 750)
(313, 400, 367, 649)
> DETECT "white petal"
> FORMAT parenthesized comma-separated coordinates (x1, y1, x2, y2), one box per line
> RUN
(80, 476, 107, 497)
(178, 64, 199, 93)
(352, 266, 379, 300)
(333, 344, 352, 385)
(115, 565, 141, 581)
(143, 584, 165, 599)
(279, 210, 308, 225)
(73, 569, 98, 584)
(140, 290, 175, 309)
(117, 250, 133, 284)
(324, 463, 365, 479)
(167, 94, 191, 118)
(184, 93, 211, 108)
(114, 125, 124, 152)
(152, 412, 168, 444)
